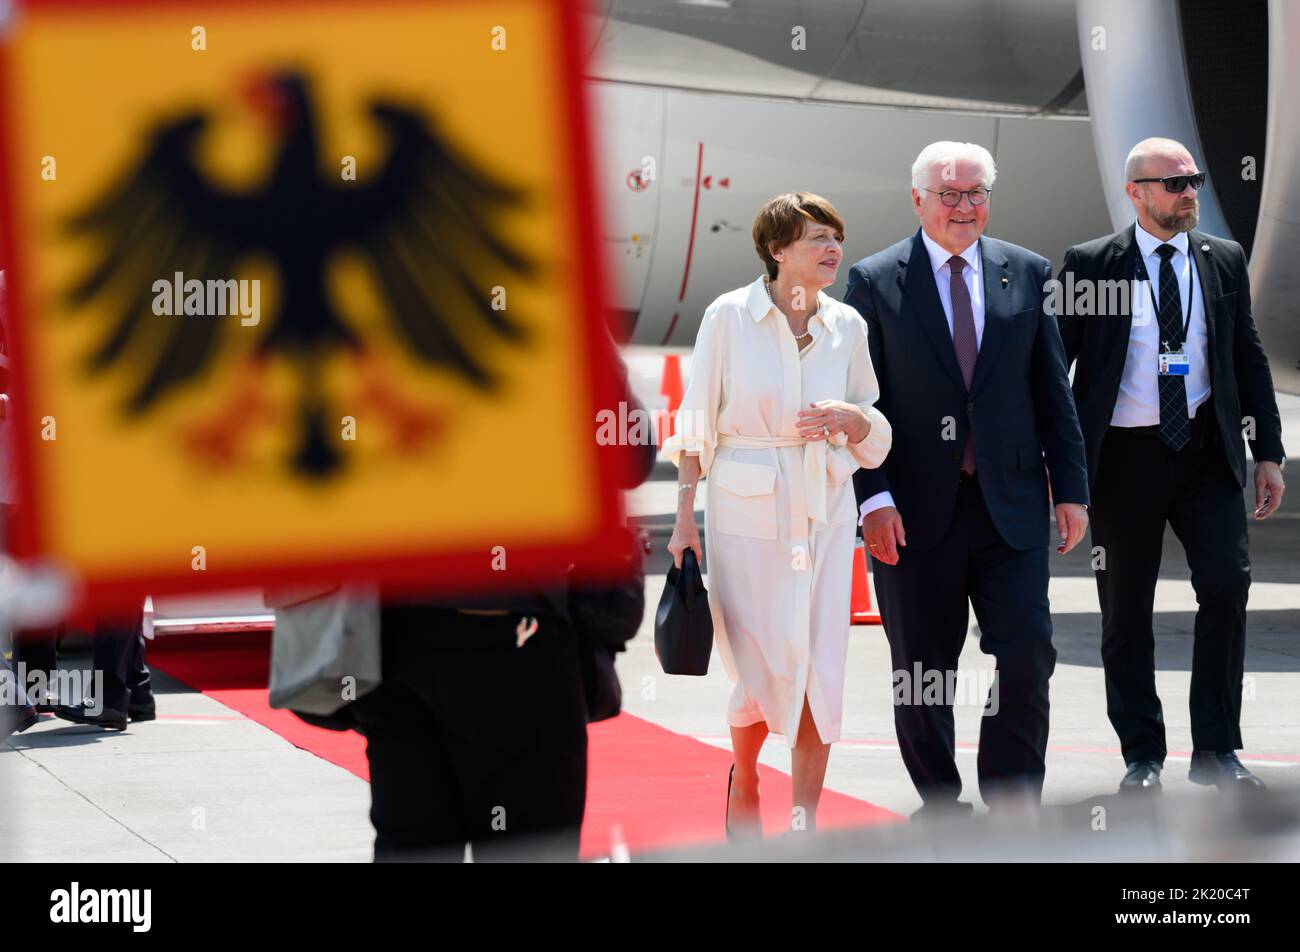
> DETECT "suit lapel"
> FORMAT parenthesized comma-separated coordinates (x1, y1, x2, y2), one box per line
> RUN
(968, 238, 1011, 397)
(1109, 225, 1137, 361)
(1188, 231, 1219, 377)
(897, 229, 966, 395)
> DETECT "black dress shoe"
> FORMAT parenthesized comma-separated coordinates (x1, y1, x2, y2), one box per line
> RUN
(1119, 761, 1163, 795)
(1189, 751, 1266, 790)
(128, 704, 157, 722)
(3, 705, 39, 741)
(53, 701, 128, 731)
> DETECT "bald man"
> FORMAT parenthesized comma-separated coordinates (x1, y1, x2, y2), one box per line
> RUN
(1057, 137, 1285, 795)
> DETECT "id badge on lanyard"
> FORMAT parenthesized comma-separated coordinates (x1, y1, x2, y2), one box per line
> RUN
(1137, 253, 1194, 377)
(1159, 351, 1190, 375)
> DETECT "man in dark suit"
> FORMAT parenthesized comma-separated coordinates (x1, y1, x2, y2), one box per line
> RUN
(847, 142, 1089, 815)
(1058, 137, 1285, 795)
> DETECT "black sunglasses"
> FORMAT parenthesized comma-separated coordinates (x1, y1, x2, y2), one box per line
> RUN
(1130, 172, 1206, 193)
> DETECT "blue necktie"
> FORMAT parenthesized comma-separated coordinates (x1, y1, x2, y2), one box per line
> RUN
(1154, 243, 1190, 450)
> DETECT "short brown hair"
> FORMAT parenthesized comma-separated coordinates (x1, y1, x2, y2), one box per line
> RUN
(752, 192, 846, 280)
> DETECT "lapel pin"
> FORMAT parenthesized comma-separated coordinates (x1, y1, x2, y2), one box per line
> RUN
(1001, 276, 1009, 287)
(1201, 243, 1210, 252)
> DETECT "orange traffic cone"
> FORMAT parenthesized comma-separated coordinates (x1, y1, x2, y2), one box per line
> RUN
(851, 538, 882, 625)
(657, 353, 684, 448)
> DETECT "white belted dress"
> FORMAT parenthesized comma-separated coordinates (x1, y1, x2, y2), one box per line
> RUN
(663, 276, 892, 746)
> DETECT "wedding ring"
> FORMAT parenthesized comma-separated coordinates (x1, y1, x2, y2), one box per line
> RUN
(822, 424, 830, 437)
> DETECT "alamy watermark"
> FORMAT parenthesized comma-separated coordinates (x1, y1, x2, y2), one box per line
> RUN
(595, 401, 705, 447)
(151, 272, 260, 326)
(892, 662, 1000, 716)
(0, 663, 103, 714)
(49, 882, 151, 932)
(1044, 275, 1156, 324)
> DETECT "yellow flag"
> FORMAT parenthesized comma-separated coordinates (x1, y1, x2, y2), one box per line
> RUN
(0, 0, 625, 608)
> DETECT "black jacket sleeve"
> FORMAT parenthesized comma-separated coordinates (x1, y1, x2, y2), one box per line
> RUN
(1229, 245, 1286, 465)
(598, 326, 657, 490)
(845, 263, 893, 508)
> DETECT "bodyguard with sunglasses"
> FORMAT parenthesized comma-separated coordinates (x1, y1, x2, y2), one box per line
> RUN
(1057, 137, 1285, 796)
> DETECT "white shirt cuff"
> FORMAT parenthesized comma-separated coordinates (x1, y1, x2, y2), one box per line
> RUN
(847, 406, 892, 469)
(859, 491, 896, 524)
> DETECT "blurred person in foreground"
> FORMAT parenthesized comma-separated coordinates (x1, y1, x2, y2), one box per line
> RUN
(0, 271, 154, 735)
(1, 270, 40, 741)
(344, 328, 654, 862)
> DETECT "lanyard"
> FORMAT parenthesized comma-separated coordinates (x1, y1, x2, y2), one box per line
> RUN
(1135, 249, 1194, 351)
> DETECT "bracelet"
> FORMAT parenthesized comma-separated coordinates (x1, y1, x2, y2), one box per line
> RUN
(678, 482, 695, 493)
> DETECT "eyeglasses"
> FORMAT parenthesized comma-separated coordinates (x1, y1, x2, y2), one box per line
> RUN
(1130, 172, 1206, 193)
(921, 186, 991, 207)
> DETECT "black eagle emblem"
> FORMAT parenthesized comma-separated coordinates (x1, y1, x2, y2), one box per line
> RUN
(65, 70, 536, 478)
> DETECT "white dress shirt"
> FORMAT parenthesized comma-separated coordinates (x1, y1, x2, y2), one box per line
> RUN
(859, 231, 983, 522)
(1111, 222, 1211, 426)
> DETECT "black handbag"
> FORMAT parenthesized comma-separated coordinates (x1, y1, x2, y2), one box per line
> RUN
(654, 548, 713, 676)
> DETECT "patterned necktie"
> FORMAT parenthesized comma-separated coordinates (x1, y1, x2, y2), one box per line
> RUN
(948, 255, 977, 475)
(1154, 243, 1190, 450)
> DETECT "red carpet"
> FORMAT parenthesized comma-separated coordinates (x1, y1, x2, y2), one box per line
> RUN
(148, 632, 900, 857)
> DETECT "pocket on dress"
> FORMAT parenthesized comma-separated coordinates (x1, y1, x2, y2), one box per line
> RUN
(825, 445, 859, 486)
(710, 458, 778, 540)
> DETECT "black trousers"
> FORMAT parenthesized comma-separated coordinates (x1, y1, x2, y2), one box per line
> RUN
(873, 477, 1055, 805)
(351, 608, 588, 862)
(12, 615, 151, 713)
(93, 611, 152, 714)
(10, 625, 61, 688)
(1090, 415, 1249, 764)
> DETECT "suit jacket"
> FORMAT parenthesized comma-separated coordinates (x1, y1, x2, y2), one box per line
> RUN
(1057, 225, 1284, 492)
(846, 229, 1088, 552)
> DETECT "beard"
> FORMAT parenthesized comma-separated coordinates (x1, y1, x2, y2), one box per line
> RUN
(1148, 198, 1199, 233)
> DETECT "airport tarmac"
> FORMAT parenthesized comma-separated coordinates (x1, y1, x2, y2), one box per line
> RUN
(2, 355, 1297, 861)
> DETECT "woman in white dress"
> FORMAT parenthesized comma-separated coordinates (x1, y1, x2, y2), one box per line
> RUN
(663, 193, 891, 837)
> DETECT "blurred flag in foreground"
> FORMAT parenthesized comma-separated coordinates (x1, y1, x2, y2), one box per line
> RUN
(0, 0, 623, 611)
